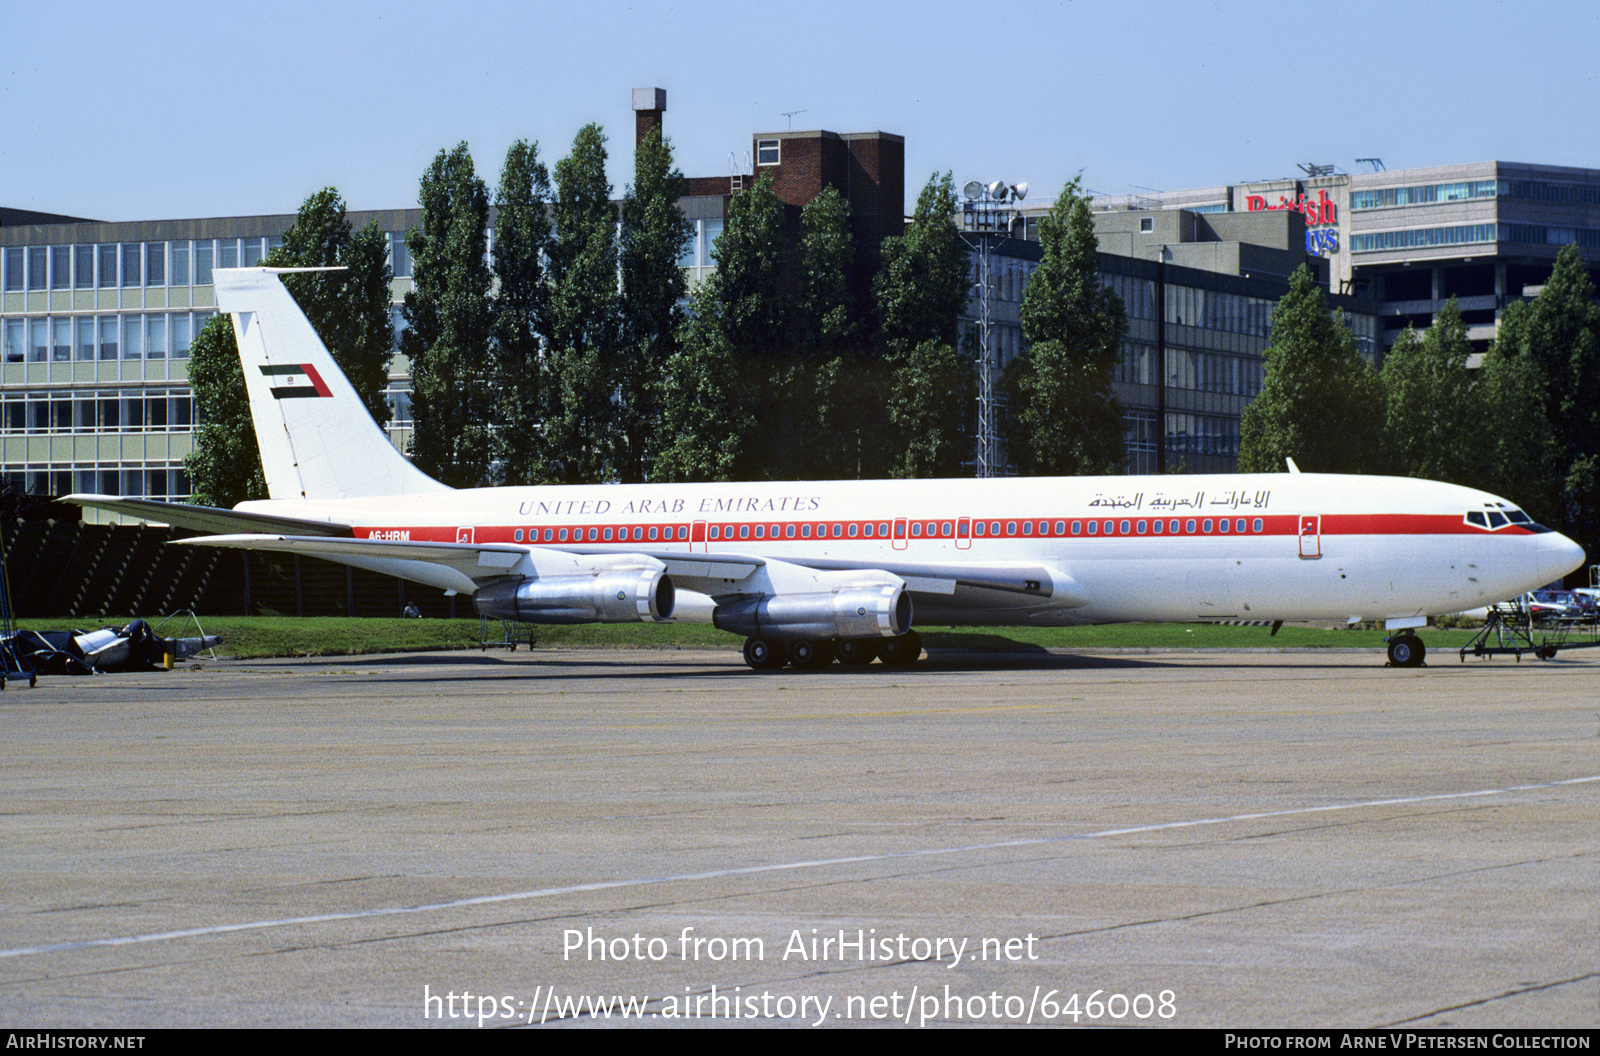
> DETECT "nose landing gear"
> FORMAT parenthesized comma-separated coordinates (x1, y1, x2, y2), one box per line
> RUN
(1385, 631, 1426, 668)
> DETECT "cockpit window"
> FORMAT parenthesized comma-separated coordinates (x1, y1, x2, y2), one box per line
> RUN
(1487, 511, 1507, 527)
(1466, 511, 1487, 528)
(1506, 509, 1531, 524)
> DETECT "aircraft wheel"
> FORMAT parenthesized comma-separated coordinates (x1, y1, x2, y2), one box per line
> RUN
(789, 639, 835, 670)
(835, 638, 876, 665)
(743, 637, 788, 671)
(878, 630, 922, 666)
(1386, 634, 1425, 668)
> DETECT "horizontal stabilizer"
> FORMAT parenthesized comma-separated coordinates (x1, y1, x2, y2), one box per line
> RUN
(61, 495, 352, 537)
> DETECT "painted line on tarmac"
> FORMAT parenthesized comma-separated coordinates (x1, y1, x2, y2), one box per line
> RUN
(5, 774, 1595, 960)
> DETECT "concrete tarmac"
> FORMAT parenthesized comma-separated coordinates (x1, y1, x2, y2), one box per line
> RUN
(0, 645, 1595, 1029)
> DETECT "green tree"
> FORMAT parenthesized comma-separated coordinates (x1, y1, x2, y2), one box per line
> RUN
(544, 124, 621, 484)
(491, 139, 553, 486)
(876, 173, 969, 354)
(1380, 297, 1476, 483)
(1475, 306, 1563, 527)
(876, 173, 976, 478)
(403, 144, 496, 487)
(264, 188, 394, 430)
(653, 173, 787, 482)
(884, 340, 976, 478)
(1484, 245, 1600, 555)
(619, 126, 693, 483)
(1000, 178, 1127, 476)
(183, 314, 266, 507)
(1238, 264, 1383, 474)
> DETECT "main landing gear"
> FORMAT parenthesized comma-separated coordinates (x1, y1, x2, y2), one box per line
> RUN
(741, 630, 922, 672)
(1385, 631, 1427, 668)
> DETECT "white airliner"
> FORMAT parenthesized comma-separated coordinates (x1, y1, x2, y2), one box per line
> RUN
(67, 268, 1585, 670)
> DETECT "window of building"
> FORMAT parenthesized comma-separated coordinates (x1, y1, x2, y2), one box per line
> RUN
(28, 246, 48, 290)
(756, 139, 780, 166)
(2, 247, 22, 291)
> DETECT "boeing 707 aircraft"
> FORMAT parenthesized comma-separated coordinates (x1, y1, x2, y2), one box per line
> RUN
(67, 268, 1585, 670)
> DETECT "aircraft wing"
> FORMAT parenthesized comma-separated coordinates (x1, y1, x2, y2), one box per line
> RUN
(60, 495, 353, 537)
(171, 532, 1086, 615)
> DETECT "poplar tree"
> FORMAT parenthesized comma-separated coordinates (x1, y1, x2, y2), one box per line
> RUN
(265, 188, 394, 430)
(653, 173, 785, 482)
(1484, 245, 1600, 557)
(190, 187, 393, 506)
(876, 173, 976, 478)
(492, 140, 553, 486)
(1380, 298, 1476, 484)
(1238, 264, 1383, 474)
(183, 314, 266, 507)
(402, 144, 495, 487)
(618, 126, 693, 483)
(1000, 178, 1127, 476)
(544, 124, 621, 484)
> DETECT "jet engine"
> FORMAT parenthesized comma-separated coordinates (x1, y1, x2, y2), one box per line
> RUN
(712, 582, 911, 641)
(473, 567, 675, 624)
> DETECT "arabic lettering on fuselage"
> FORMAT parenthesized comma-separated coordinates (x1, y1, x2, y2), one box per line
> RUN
(1093, 490, 1273, 512)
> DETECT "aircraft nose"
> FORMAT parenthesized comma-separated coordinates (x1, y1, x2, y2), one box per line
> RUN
(1538, 531, 1587, 583)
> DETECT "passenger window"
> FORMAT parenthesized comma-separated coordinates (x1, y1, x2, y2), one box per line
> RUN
(801, 524, 812, 538)
(1185, 519, 1196, 533)
(1136, 520, 1146, 534)
(1218, 519, 1229, 534)
(1055, 521, 1066, 534)
(1087, 521, 1098, 535)
(1202, 519, 1212, 533)
(786, 524, 796, 538)
(604, 528, 614, 541)
(739, 525, 749, 539)
(1252, 518, 1262, 532)
(1120, 520, 1130, 534)
(514, 529, 524, 542)
(912, 523, 922, 537)
(1071, 521, 1082, 535)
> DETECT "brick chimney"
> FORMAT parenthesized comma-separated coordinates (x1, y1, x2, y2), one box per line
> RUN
(633, 87, 666, 148)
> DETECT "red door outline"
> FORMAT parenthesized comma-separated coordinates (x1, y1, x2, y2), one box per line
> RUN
(1298, 515, 1321, 558)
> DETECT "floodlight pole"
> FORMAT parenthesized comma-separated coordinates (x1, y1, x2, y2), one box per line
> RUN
(960, 182, 1023, 478)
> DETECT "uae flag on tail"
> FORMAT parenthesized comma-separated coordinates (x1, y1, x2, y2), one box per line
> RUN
(259, 363, 332, 399)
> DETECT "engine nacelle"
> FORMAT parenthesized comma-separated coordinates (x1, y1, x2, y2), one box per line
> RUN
(712, 584, 912, 641)
(473, 569, 675, 624)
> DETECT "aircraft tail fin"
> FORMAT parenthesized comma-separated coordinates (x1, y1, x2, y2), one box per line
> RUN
(212, 267, 449, 501)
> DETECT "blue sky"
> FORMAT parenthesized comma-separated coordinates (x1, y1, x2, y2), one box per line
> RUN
(8, 0, 1596, 221)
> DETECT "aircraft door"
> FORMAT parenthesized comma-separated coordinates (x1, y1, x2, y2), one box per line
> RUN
(1298, 515, 1321, 558)
(956, 517, 971, 550)
(892, 517, 908, 550)
(692, 520, 707, 552)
